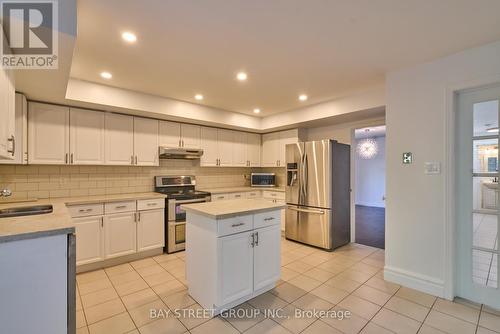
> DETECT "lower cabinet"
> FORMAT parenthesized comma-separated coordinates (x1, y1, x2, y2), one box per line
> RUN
(137, 209, 165, 251)
(253, 225, 281, 290)
(104, 212, 137, 259)
(74, 216, 104, 265)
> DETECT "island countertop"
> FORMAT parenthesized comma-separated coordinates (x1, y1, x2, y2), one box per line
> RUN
(182, 198, 287, 219)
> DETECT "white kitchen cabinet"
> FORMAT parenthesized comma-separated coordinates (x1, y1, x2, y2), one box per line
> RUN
(28, 102, 70, 165)
(1, 94, 27, 165)
(104, 212, 137, 259)
(74, 216, 104, 265)
(200, 126, 218, 166)
(211, 193, 229, 201)
(279, 129, 299, 167)
(181, 124, 201, 148)
(217, 129, 233, 166)
(261, 132, 280, 167)
(104, 113, 134, 165)
(70, 108, 105, 165)
(159, 121, 181, 147)
(218, 230, 254, 305)
(0, 62, 15, 160)
(137, 209, 165, 252)
(232, 131, 247, 167)
(134, 117, 159, 166)
(247, 133, 261, 167)
(253, 224, 281, 290)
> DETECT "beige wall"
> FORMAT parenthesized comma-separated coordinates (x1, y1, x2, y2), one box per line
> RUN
(305, 117, 385, 144)
(0, 160, 253, 200)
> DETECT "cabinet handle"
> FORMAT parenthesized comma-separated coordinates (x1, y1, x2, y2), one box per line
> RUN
(231, 222, 244, 227)
(264, 217, 275, 221)
(101, 217, 104, 228)
(255, 232, 259, 246)
(7, 135, 15, 156)
(70, 153, 74, 164)
(138, 212, 141, 222)
(147, 203, 157, 206)
(65, 153, 68, 164)
(131, 155, 134, 165)
(134, 155, 138, 165)
(78, 208, 93, 213)
(116, 205, 127, 209)
(251, 233, 255, 247)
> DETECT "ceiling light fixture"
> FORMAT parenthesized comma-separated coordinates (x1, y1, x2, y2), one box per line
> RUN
(122, 31, 137, 43)
(487, 127, 499, 133)
(194, 94, 204, 101)
(100, 71, 112, 79)
(299, 94, 308, 101)
(236, 72, 248, 81)
(357, 138, 378, 159)
(253, 108, 261, 114)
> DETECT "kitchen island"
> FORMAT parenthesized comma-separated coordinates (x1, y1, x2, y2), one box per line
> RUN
(182, 198, 286, 314)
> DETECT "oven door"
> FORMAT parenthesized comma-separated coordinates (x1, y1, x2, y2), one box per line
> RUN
(168, 198, 208, 222)
(167, 221, 186, 253)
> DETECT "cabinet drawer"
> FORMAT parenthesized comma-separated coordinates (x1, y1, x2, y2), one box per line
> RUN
(105, 201, 136, 214)
(262, 191, 285, 200)
(212, 193, 228, 201)
(229, 192, 245, 200)
(246, 191, 260, 199)
(254, 210, 281, 229)
(217, 215, 253, 237)
(137, 198, 165, 211)
(68, 203, 104, 218)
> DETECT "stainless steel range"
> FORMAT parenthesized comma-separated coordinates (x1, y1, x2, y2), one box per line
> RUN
(154, 176, 211, 253)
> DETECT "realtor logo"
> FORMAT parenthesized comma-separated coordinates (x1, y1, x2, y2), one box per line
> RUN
(1, 0, 58, 69)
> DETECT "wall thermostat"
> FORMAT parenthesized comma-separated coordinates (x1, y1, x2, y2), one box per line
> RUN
(403, 152, 413, 164)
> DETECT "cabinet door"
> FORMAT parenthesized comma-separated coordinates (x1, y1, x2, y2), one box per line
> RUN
(200, 127, 218, 166)
(104, 212, 137, 259)
(217, 129, 233, 166)
(0, 66, 14, 160)
(137, 209, 165, 252)
(253, 225, 281, 290)
(28, 103, 70, 165)
(261, 132, 279, 167)
(74, 216, 104, 265)
(279, 130, 298, 167)
(232, 131, 247, 167)
(134, 117, 159, 166)
(0, 94, 27, 165)
(70, 108, 105, 165)
(159, 121, 181, 147)
(247, 133, 261, 167)
(104, 113, 134, 165)
(217, 230, 254, 306)
(181, 124, 201, 149)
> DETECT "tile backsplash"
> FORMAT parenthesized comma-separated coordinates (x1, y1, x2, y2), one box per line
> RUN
(0, 160, 256, 200)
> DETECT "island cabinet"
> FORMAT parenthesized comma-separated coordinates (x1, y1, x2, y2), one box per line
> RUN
(184, 200, 284, 313)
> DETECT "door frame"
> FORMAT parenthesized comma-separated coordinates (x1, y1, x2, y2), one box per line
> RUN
(444, 74, 500, 300)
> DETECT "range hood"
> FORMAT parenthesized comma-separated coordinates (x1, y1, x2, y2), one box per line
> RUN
(159, 147, 203, 160)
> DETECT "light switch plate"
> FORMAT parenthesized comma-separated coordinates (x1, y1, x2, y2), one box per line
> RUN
(403, 152, 413, 164)
(425, 162, 441, 174)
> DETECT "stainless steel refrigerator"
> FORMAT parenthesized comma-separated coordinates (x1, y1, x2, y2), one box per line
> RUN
(285, 139, 350, 250)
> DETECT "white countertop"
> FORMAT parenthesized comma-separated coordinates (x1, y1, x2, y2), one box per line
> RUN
(181, 198, 287, 219)
(199, 186, 285, 194)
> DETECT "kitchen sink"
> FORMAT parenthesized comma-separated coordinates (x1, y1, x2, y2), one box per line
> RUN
(0, 205, 53, 218)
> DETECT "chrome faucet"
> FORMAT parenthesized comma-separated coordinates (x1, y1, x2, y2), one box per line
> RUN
(0, 189, 12, 197)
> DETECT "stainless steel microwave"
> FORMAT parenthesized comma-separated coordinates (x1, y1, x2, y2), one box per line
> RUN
(251, 173, 276, 187)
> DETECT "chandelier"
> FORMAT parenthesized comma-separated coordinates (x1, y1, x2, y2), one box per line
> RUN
(357, 138, 378, 159)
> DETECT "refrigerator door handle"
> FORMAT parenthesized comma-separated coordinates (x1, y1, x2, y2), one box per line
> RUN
(303, 153, 308, 201)
(287, 206, 325, 215)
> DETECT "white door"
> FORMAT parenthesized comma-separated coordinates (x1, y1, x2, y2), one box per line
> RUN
(74, 216, 104, 265)
(104, 212, 137, 258)
(279, 130, 298, 167)
(70, 108, 105, 165)
(261, 132, 280, 167)
(217, 230, 254, 306)
(253, 225, 281, 290)
(159, 121, 181, 147)
(28, 103, 69, 165)
(137, 209, 165, 252)
(218, 129, 233, 166)
(181, 124, 201, 148)
(232, 131, 247, 167)
(104, 113, 134, 165)
(456, 85, 500, 308)
(247, 133, 261, 167)
(200, 126, 218, 166)
(134, 117, 159, 166)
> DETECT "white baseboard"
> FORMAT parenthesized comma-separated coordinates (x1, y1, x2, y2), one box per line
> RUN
(384, 266, 445, 298)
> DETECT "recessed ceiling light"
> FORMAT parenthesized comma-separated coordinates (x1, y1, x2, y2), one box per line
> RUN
(122, 31, 137, 43)
(236, 72, 248, 81)
(487, 127, 499, 133)
(194, 94, 204, 101)
(100, 71, 112, 79)
(253, 108, 261, 114)
(299, 94, 308, 101)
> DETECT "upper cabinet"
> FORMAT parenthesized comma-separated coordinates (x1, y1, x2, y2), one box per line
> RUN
(200, 127, 218, 167)
(0, 57, 15, 160)
(28, 103, 70, 165)
(217, 129, 234, 167)
(70, 108, 105, 165)
(0, 94, 27, 165)
(104, 113, 134, 166)
(159, 121, 200, 149)
(262, 129, 300, 167)
(246, 133, 261, 167)
(133, 117, 159, 166)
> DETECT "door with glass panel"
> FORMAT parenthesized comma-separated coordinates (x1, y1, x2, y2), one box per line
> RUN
(456, 85, 500, 308)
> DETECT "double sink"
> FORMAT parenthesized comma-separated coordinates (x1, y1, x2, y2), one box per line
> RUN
(0, 205, 53, 219)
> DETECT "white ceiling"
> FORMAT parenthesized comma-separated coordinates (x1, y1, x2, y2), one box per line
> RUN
(355, 125, 386, 139)
(70, 0, 500, 117)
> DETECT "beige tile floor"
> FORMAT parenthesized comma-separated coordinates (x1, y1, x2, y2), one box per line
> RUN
(76, 239, 500, 334)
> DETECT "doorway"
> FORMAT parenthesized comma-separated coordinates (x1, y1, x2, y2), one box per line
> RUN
(353, 126, 386, 249)
(456, 85, 500, 308)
